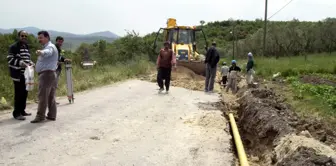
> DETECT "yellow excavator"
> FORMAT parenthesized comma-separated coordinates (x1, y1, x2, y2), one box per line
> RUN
(153, 18, 208, 76)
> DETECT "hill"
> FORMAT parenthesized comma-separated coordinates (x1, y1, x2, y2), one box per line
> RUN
(0, 27, 119, 51)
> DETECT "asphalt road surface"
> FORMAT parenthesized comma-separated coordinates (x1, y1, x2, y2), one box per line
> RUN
(0, 80, 233, 166)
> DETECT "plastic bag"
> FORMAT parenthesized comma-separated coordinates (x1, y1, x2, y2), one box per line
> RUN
(24, 66, 34, 91)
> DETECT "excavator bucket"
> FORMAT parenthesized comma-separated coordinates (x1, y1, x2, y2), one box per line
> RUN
(177, 60, 206, 76)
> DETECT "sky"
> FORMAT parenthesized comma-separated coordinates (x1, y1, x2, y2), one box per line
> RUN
(0, 0, 335, 36)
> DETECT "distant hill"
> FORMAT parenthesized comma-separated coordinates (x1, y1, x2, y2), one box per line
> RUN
(0, 27, 119, 51)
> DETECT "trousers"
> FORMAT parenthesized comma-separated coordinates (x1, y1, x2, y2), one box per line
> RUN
(12, 75, 28, 117)
(226, 71, 238, 94)
(205, 64, 217, 91)
(157, 67, 172, 91)
(36, 71, 57, 119)
(246, 69, 255, 84)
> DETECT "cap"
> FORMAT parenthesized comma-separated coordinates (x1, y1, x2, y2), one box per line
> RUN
(231, 60, 236, 64)
(164, 41, 170, 45)
(223, 62, 226, 65)
(248, 52, 253, 57)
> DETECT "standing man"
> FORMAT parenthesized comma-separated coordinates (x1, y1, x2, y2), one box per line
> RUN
(221, 62, 229, 87)
(246, 52, 255, 85)
(156, 41, 176, 94)
(55, 36, 70, 104)
(7, 30, 34, 120)
(226, 60, 241, 94)
(31, 31, 59, 123)
(204, 41, 220, 93)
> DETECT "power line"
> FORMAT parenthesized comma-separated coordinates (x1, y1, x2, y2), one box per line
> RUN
(268, 0, 295, 20)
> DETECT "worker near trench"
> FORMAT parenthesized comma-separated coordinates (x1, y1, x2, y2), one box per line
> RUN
(221, 62, 229, 87)
(156, 41, 177, 93)
(246, 52, 255, 86)
(204, 41, 220, 93)
(226, 60, 241, 94)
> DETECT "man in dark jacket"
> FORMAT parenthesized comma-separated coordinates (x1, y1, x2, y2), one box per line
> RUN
(55, 36, 70, 104)
(7, 30, 34, 120)
(204, 41, 220, 92)
(156, 41, 177, 93)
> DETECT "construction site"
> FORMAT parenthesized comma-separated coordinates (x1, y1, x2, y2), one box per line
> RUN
(0, 8, 336, 166)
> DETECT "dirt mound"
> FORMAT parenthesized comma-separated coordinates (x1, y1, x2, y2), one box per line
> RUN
(236, 87, 336, 165)
(274, 134, 336, 165)
(145, 66, 222, 92)
(183, 111, 227, 129)
(300, 75, 336, 87)
(171, 66, 205, 91)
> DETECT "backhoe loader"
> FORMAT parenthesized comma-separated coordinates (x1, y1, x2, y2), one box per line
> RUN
(153, 18, 208, 76)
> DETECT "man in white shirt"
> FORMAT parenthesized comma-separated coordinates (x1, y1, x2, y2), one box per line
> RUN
(220, 62, 229, 87)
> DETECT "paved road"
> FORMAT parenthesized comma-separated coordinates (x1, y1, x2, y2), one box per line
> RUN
(0, 80, 233, 166)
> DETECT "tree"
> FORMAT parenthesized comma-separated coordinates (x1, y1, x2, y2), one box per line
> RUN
(200, 20, 205, 26)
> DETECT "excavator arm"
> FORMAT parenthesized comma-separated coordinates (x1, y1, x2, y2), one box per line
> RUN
(153, 28, 165, 53)
(194, 28, 209, 51)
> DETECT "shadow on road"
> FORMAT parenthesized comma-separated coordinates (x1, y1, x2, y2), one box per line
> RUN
(0, 118, 22, 127)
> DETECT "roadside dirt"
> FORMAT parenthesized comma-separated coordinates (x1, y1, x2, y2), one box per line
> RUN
(300, 75, 336, 87)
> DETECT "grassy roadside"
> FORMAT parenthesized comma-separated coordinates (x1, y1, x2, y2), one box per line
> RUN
(252, 53, 336, 123)
(0, 59, 154, 110)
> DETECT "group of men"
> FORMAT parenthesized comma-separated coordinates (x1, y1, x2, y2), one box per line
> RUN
(203, 41, 255, 94)
(155, 41, 254, 94)
(8, 30, 70, 123)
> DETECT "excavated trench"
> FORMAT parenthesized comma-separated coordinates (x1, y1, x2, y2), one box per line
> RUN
(143, 66, 336, 166)
(234, 84, 336, 166)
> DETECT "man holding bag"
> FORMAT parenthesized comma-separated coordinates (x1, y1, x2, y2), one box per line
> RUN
(7, 30, 34, 120)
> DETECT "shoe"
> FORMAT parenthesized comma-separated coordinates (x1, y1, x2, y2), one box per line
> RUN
(46, 116, 56, 121)
(166, 90, 169, 94)
(22, 112, 32, 116)
(30, 118, 45, 123)
(14, 115, 26, 120)
(158, 88, 164, 93)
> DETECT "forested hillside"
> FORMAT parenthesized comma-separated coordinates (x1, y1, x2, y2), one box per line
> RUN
(197, 17, 336, 58)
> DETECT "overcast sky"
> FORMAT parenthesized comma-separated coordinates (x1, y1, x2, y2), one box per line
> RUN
(0, 0, 335, 36)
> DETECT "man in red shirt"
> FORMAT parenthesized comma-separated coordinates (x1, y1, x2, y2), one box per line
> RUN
(156, 41, 177, 93)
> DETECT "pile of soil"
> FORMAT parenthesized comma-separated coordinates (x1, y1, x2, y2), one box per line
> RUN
(235, 87, 336, 165)
(145, 66, 222, 92)
(300, 75, 336, 87)
(171, 66, 205, 91)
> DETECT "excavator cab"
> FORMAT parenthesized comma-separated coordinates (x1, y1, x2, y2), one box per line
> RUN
(153, 18, 208, 76)
(153, 27, 208, 61)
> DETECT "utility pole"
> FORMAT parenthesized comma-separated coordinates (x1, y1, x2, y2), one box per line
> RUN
(263, 0, 268, 57)
(231, 21, 236, 60)
(232, 29, 235, 60)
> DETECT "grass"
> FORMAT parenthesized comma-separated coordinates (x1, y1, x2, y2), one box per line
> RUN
(253, 53, 336, 78)
(251, 53, 336, 122)
(0, 59, 153, 110)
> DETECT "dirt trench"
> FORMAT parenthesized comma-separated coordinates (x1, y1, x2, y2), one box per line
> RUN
(143, 66, 336, 166)
(233, 83, 336, 166)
